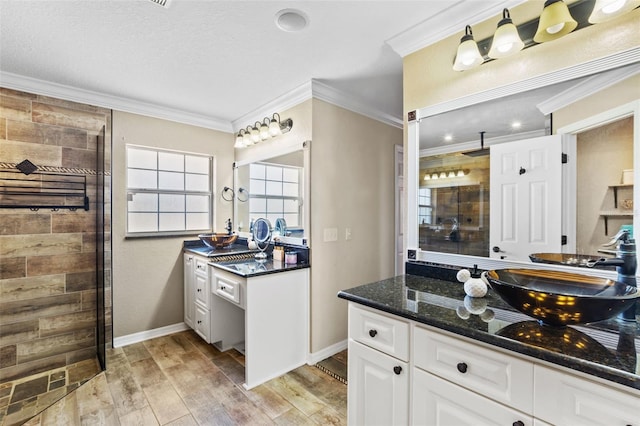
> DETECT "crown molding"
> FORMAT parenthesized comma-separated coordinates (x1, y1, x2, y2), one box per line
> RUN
(0, 71, 233, 132)
(386, 0, 526, 58)
(231, 79, 403, 132)
(311, 80, 403, 128)
(419, 129, 545, 157)
(1, 71, 403, 134)
(537, 61, 640, 115)
(231, 81, 313, 132)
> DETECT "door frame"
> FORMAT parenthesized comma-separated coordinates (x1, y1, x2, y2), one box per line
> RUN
(558, 100, 640, 253)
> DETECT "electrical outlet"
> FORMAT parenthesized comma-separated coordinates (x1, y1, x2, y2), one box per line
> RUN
(345, 228, 352, 240)
(323, 227, 338, 242)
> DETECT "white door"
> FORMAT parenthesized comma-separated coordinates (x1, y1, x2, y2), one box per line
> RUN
(490, 135, 562, 261)
(347, 340, 408, 426)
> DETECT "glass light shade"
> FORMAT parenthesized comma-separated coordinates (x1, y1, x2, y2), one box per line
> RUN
(453, 26, 484, 71)
(457, 170, 465, 177)
(488, 14, 524, 58)
(448, 171, 456, 178)
(243, 130, 253, 146)
(251, 125, 260, 143)
(234, 133, 245, 148)
(439, 172, 447, 179)
(269, 118, 282, 136)
(424, 174, 430, 181)
(533, 0, 577, 43)
(260, 122, 270, 140)
(432, 173, 439, 180)
(589, 0, 640, 23)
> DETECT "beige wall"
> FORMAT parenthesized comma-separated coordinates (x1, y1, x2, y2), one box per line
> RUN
(310, 99, 401, 352)
(111, 111, 233, 338)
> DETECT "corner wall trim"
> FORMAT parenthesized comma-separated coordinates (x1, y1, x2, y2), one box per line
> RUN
(307, 339, 348, 365)
(113, 322, 189, 348)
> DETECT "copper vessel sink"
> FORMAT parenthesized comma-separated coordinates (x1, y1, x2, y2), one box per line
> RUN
(198, 233, 238, 249)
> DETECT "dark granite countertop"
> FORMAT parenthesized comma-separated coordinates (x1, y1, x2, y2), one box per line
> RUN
(210, 258, 310, 278)
(183, 239, 310, 277)
(338, 273, 640, 391)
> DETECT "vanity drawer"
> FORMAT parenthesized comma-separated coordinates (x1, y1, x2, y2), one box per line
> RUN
(195, 258, 208, 276)
(349, 304, 409, 361)
(413, 326, 533, 415)
(213, 268, 245, 309)
(534, 364, 639, 425)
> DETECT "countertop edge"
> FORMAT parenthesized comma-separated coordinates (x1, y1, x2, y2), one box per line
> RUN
(337, 289, 640, 391)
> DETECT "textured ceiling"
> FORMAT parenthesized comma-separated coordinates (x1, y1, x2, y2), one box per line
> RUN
(1, 0, 479, 128)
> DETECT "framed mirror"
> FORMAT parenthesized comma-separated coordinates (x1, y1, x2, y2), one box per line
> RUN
(234, 141, 310, 246)
(407, 52, 640, 271)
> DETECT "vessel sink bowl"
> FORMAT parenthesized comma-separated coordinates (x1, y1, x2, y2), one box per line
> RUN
(486, 268, 639, 326)
(198, 233, 238, 249)
(529, 253, 612, 268)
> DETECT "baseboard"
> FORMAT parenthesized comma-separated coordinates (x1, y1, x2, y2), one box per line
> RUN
(113, 322, 189, 348)
(307, 339, 348, 365)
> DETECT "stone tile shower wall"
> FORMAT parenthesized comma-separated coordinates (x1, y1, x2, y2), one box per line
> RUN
(0, 88, 112, 383)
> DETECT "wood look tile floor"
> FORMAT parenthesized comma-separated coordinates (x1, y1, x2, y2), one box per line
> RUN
(18, 331, 347, 426)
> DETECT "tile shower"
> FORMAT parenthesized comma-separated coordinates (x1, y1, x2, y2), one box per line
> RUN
(0, 89, 111, 425)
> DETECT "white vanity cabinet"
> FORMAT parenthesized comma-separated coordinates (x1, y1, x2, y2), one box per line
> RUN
(534, 364, 639, 425)
(346, 302, 640, 426)
(347, 304, 409, 425)
(211, 265, 310, 390)
(183, 253, 211, 342)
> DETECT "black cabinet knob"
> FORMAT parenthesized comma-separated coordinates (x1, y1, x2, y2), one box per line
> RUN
(197, 320, 202, 324)
(368, 329, 378, 338)
(221, 285, 226, 290)
(456, 362, 468, 373)
(197, 288, 201, 292)
(393, 366, 402, 375)
(513, 421, 524, 426)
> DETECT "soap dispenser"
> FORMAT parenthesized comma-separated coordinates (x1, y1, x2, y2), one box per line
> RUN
(463, 265, 488, 298)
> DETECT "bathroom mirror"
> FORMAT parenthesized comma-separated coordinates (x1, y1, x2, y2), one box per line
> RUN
(409, 56, 640, 266)
(234, 143, 309, 246)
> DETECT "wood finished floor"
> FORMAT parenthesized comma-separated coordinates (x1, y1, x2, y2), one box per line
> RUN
(19, 330, 347, 426)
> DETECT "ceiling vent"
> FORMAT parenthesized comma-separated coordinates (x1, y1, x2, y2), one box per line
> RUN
(149, 0, 169, 8)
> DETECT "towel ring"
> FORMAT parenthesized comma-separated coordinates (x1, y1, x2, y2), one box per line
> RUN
(237, 187, 249, 202)
(222, 186, 234, 202)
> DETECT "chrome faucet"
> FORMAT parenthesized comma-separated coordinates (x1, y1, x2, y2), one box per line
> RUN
(588, 229, 637, 321)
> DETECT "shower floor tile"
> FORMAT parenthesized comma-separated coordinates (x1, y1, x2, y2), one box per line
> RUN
(0, 359, 100, 426)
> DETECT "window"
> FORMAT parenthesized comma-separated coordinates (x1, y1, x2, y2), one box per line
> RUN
(248, 163, 301, 226)
(126, 145, 212, 235)
(418, 187, 432, 225)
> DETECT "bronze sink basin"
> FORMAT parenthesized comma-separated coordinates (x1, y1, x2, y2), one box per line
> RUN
(198, 233, 238, 249)
(486, 268, 639, 326)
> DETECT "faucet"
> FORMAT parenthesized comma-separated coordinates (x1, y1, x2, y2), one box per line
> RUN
(225, 218, 232, 235)
(587, 229, 637, 321)
(587, 229, 637, 277)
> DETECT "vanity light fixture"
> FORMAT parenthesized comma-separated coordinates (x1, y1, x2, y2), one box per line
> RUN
(424, 169, 469, 180)
(234, 113, 293, 149)
(453, 0, 638, 71)
(488, 9, 524, 59)
(453, 25, 484, 71)
(589, 0, 640, 23)
(533, 0, 577, 43)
